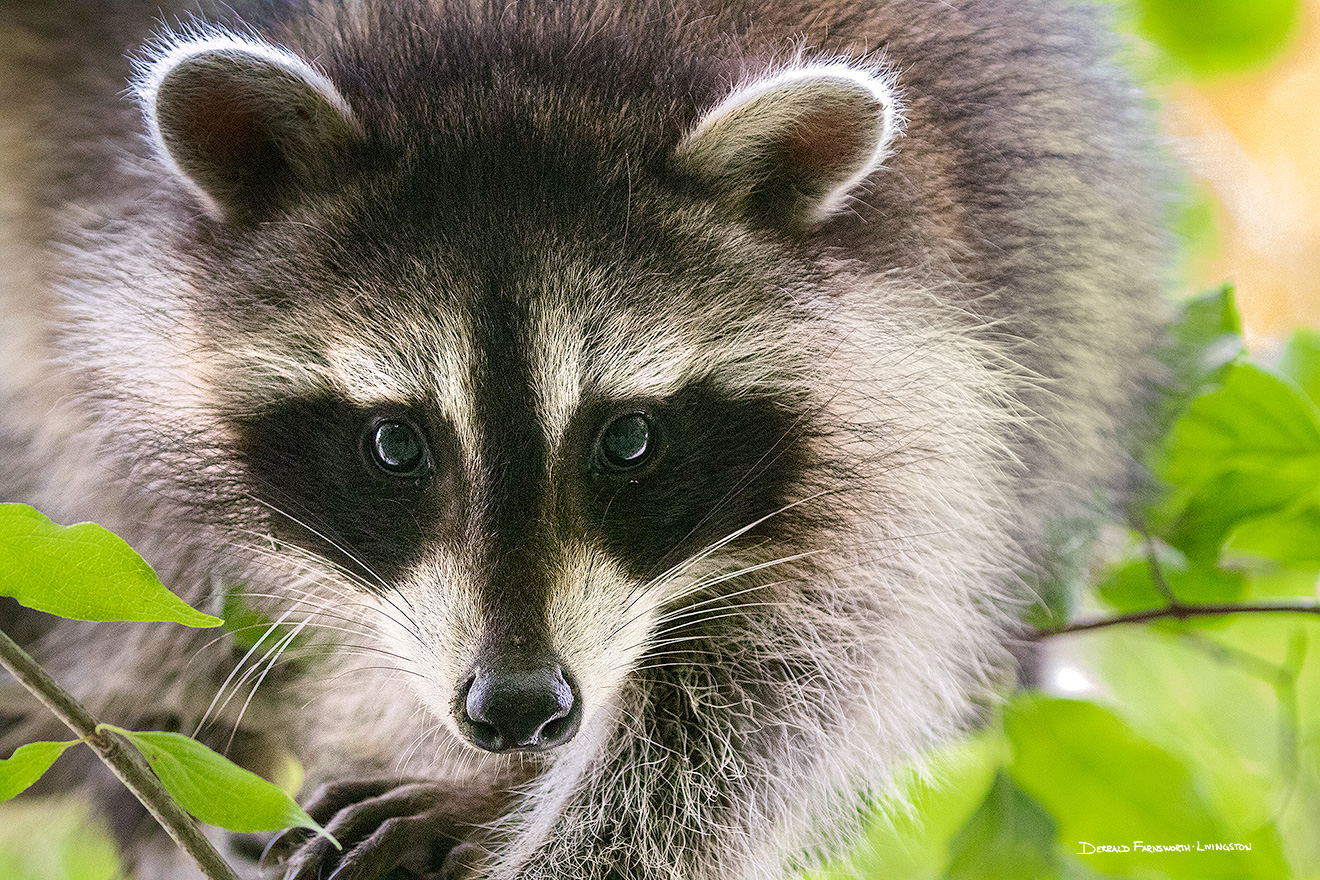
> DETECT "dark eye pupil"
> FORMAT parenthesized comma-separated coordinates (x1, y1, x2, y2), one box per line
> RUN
(601, 413, 651, 468)
(372, 421, 425, 474)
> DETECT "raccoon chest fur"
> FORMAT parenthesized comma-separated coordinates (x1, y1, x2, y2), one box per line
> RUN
(0, 0, 1168, 878)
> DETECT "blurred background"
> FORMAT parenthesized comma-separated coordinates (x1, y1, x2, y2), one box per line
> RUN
(4, 0, 1320, 878)
(1155, 0, 1319, 341)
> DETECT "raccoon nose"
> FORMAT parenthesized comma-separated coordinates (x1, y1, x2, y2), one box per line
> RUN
(458, 662, 581, 752)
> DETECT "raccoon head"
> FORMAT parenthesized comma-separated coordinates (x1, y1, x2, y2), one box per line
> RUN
(136, 31, 901, 756)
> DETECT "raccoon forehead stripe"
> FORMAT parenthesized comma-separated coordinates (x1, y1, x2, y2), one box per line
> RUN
(528, 293, 586, 449)
(322, 328, 482, 459)
(524, 270, 695, 448)
(325, 342, 418, 400)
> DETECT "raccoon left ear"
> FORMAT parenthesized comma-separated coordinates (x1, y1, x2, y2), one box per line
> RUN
(676, 65, 901, 227)
(135, 33, 361, 222)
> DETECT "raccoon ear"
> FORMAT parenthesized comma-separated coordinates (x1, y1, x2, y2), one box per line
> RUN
(677, 65, 901, 227)
(136, 34, 360, 222)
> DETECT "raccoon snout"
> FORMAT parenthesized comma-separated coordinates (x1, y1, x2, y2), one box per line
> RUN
(456, 660, 582, 753)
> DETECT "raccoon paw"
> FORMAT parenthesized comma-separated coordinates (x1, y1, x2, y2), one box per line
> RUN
(266, 779, 493, 880)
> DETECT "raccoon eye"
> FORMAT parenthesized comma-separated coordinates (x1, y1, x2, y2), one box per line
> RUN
(598, 412, 653, 470)
(366, 419, 430, 478)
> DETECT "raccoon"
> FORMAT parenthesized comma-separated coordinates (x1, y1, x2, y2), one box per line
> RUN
(0, 0, 1169, 878)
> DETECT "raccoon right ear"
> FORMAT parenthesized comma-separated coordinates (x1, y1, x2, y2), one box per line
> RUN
(677, 65, 902, 228)
(135, 33, 360, 222)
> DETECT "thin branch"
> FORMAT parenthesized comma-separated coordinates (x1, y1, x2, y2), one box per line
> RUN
(1033, 600, 1320, 639)
(0, 627, 241, 880)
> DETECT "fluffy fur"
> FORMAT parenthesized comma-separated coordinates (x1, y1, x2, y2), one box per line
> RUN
(0, 1, 1168, 878)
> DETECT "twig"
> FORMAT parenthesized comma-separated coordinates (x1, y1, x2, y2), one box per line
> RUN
(0, 627, 241, 880)
(1033, 600, 1320, 639)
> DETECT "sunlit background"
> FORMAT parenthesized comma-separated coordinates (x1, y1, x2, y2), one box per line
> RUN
(1157, 0, 1319, 340)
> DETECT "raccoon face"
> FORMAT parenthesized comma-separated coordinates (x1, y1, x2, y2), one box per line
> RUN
(138, 32, 899, 754)
(217, 239, 831, 755)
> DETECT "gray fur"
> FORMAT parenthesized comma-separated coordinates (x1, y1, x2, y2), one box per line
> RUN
(0, 1, 1169, 878)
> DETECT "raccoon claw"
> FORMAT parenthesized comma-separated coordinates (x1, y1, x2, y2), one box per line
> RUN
(272, 781, 492, 880)
(262, 779, 402, 864)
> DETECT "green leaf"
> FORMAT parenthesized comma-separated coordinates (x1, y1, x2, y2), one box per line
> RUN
(946, 771, 1062, 880)
(268, 748, 307, 800)
(0, 740, 80, 801)
(1135, 0, 1301, 77)
(1278, 328, 1320, 406)
(1085, 624, 1306, 836)
(1006, 694, 1289, 879)
(220, 589, 274, 651)
(1162, 363, 1320, 487)
(1227, 489, 1320, 565)
(835, 733, 1001, 879)
(1096, 545, 1244, 613)
(1241, 564, 1320, 600)
(221, 589, 307, 659)
(1168, 287, 1242, 378)
(1158, 363, 1320, 561)
(1150, 286, 1243, 443)
(102, 726, 336, 845)
(0, 504, 220, 627)
(1023, 519, 1099, 630)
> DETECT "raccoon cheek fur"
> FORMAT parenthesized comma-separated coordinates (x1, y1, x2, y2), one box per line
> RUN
(1, 1, 1168, 879)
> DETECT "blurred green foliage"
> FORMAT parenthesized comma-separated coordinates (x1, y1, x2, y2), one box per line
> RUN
(1104, 0, 1302, 78)
(3, 0, 1317, 877)
(1133, 0, 1301, 76)
(812, 287, 1320, 879)
(0, 798, 122, 880)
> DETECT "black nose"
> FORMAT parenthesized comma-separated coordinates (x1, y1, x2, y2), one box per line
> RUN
(458, 662, 581, 752)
